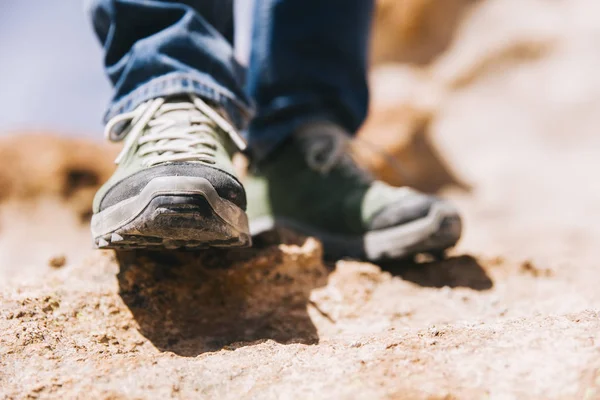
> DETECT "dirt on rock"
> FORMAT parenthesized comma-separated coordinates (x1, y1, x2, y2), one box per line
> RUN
(3, 0, 600, 398)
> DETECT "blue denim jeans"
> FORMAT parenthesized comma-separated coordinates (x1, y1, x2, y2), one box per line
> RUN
(88, 0, 374, 159)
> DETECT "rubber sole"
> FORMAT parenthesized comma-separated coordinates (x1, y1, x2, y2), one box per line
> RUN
(249, 202, 462, 262)
(91, 177, 251, 250)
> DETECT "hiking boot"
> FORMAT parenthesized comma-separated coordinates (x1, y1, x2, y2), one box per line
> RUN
(91, 95, 251, 250)
(245, 122, 462, 261)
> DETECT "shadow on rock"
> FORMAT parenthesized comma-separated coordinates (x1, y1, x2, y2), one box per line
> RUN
(116, 233, 328, 357)
(380, 254, 493, 291)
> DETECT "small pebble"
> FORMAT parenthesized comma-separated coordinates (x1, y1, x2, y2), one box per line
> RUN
(48, 255, 67, 268)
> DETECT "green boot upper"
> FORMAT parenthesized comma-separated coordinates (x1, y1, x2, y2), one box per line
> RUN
(245, 122, 440, 236)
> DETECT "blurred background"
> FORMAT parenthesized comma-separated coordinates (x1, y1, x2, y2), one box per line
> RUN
(0, 0, 110, 135)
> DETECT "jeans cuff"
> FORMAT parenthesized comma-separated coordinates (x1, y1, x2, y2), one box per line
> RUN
(104, 72, 253, 130)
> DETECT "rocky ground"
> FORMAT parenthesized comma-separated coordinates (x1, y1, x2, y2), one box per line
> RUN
(2, 0, 600, 398)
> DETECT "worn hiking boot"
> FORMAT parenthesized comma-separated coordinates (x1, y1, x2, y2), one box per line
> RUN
(91, 95, 251, 250)
(245, 122, 462, 261)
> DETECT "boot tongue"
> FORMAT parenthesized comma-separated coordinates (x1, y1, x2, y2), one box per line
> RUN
(155, 100, 218, 141)
(137, 99, 217, 162)
(160, 108, 202, 125)
(295, 122, 374, 182)
(296, 123, 348, 173)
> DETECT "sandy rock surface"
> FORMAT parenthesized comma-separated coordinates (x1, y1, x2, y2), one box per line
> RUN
(2, 0, 600, 398)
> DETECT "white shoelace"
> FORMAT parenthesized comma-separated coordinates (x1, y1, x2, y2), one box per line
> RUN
(104, 95, 246, 167)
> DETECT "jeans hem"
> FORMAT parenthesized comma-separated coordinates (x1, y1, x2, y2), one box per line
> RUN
(104, 72, 252, 130)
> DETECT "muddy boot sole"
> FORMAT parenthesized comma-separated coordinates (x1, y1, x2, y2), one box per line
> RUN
(91, 177, 251, 250)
